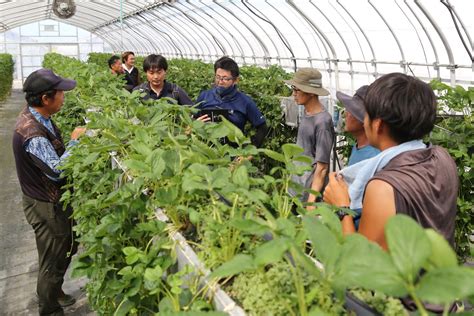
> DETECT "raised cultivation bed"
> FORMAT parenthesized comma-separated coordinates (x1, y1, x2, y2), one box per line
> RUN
(111, 154, 245, 315)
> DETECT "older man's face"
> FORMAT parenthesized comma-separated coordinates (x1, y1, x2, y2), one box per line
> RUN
(111, 59, 122, 73)
(345, 110, 364, 134)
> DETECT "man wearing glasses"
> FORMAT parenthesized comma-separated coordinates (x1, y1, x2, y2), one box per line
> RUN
(196, 56, 268, 147)
(284, 68, 334, 207)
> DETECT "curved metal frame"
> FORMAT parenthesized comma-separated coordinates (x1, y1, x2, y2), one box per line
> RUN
(191, 0, 244, 59)
(129, 12, 182, 55)
(218, 1, 271, 64)
(103, 22, 149, 54)
(0, 0, 472, 88)
(140, 10, 197, 57)
(265, 1, 312, 65)
(181, 1, 233, 57)
(242, 1, 294, 67)
(288, 1, 339, 90)
(336, 0, 378, 79)
(159, 4, 216, 60)
(172, 2, 227, 58)
(204, 1, 255, 61)
(368, 0, 406, 73)
(414, 0, 456, 85)
(446, 0, 472, 51)
(309, 1, 354, 91)
(395, 0, 431, 77)
(329, 1, 370, 88)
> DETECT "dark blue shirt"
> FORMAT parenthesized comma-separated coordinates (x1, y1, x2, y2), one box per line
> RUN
(196, 84, 265, 133)
(348, 144, 380, 166)
(134, 81, 193, 105)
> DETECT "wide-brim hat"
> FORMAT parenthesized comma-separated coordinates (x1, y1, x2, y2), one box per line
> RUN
(336, 85, 369, 123)
(23, 68, 76, 95)
(284, 68, 329, 96)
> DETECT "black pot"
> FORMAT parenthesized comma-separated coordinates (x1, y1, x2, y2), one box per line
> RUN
(344, 292, 381, 316)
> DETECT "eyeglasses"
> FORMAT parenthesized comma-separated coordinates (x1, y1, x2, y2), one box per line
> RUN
(291, 85, 301, 92)
(215, 75, 234, 82)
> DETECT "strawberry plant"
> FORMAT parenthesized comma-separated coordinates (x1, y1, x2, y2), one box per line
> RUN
(429, 80, 473, 260)
(0, 53, 14, 101)
(302, 210, 474, 315)
(43, 53, 227, 314)
(46, 52, 474, 315)
(228, 261, 345, 316)
(86, 52, 296, 173)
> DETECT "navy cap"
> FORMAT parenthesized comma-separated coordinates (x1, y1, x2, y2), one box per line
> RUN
(336, 85, 369, 123)
(23, 68, 76, 95)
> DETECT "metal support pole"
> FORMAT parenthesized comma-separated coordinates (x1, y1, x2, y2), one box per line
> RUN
(120, 0, 124, 50)
(414, 0, 456, 86)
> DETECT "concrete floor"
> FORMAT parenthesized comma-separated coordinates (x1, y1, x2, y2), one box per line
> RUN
(0, 90, 93, 315)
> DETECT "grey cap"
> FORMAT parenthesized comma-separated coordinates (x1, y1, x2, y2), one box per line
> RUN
(336, 85, 369, 123)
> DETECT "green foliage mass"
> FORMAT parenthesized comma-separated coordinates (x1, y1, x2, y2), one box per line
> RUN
(43, 53, 126, 142)
(429, 80, 473, 261)
(86, 52, 296, 170)
(45, 52, 474, 315)
(229, 261, 346, 316)
(43, 53, 221, 314)
(0, 53, 14, 101)
(350, 289, 408, 316)
(304, 212, 474, 316)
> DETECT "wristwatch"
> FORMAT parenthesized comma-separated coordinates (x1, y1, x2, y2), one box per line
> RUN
(336, 207, 351, 221)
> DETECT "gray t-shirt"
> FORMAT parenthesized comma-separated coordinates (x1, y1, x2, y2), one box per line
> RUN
(290, 110, 334, 198)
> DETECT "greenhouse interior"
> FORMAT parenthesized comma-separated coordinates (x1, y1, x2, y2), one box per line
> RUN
(0, 0, 472, 315)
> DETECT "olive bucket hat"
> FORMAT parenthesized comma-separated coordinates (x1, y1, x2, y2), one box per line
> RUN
(284, 68, 329, 96)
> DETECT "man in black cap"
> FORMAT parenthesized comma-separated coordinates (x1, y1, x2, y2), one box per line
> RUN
(12, 68, 85, 315)
(336, 86, 380, 166)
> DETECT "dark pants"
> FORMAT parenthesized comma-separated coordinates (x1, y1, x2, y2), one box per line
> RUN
(22, 194, 78, 315)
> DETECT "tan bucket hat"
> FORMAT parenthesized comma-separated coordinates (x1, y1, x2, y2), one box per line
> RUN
(284, 68, 329, 96)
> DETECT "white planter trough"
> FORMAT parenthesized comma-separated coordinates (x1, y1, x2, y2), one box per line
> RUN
(111, 154, 245, 315)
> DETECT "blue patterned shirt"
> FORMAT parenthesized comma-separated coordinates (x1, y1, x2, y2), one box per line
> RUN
(25, 107, 77, 181)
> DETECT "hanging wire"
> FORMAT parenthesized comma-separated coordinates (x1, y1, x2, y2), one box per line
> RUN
(119, 0, 123, 49)
(330, 1, 370, 81)
(240, 0, 297, 71)
(407, 62, 416, 77)
(440, 0, 473, 62)
(164, 2, 226, 56)
(395, 0, 431, 78)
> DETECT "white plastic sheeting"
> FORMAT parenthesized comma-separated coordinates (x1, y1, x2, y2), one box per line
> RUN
(0, 0, 472, 92)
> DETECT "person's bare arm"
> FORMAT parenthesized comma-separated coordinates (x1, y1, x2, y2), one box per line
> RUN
(307, 162, 328, 203)
(357, 179, 396, 250)
(323, 174, 396, 249)
(323, 172, 356, 233)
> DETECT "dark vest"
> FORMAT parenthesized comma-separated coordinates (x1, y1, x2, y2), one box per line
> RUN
(371, 146, 458, 245)
(12, 107, 66, 203)
(124, 67, 140, 88)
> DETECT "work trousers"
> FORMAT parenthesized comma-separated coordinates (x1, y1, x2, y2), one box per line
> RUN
(22, 194, 78, 315)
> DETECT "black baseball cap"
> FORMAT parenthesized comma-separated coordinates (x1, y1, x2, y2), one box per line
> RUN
(23, 68, 76, 95)
(336, 85, 369, 123)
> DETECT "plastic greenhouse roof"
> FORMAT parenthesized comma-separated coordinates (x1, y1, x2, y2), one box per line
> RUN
(0, 0, 472, 91)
